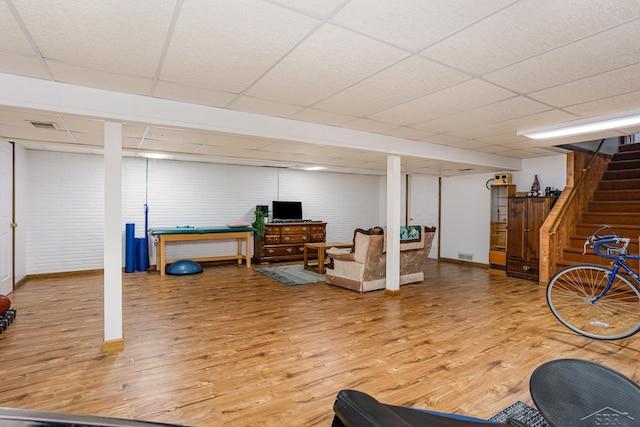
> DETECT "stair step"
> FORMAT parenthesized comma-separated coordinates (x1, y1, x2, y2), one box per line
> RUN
(568, 235, 640, 253)
(608, 158, 640, 170)
(553, 258, 620, 277)
(593, 189, 640, 201)
(598, 179, 640, 190)
(581, 212, 640, 226)
(587, 200, 640, 212)
(612, 149, 640, 162)
(618, 143, 640, 153)
(602, 168, 640, 180)
(553, 143, 640, 278)
(574, 224, 640, 238)
(560, 248, 616, 265)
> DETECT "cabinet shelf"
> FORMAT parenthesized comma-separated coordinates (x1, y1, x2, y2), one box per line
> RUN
(488, 184, 515, 274)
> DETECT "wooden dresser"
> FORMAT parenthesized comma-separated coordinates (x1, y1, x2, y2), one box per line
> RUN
(253, 222, 326, 263)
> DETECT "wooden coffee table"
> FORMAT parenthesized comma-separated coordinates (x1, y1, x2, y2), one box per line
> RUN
(303, 242, 353, 274)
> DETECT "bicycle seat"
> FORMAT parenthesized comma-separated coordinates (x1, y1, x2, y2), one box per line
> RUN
(331, 389, 531, 427)
(530, 359, 640, 427)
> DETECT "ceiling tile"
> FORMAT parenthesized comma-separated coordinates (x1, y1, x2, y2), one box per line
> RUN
(160, 0, 319, 93)
(15, 0, 175, 77)
(0, 52, 50, 79)
(47, 61, 153, 95)
(313, 56, 470, 117)
(564, 90, 640, 118)
(62, 117, 104, 134)
(246, 24, 407, 105)
(72, 132, 103, 146)
(194, 144, 255, 158)
(422, 0, 640, 75)
(139, 139, 202, 154)
(529, 62, 640, 107)
(202, 135, 273, 150)
(331, 0, 513, 52)
(0, 2, 32, 54)
(369, 79, 515, 126)
(153, 81, 237, 108)
(485, 21, 640, 93)
(414, 96, 550, 134)
(1, 125, 72, 143)
(268, 0, 345, 18)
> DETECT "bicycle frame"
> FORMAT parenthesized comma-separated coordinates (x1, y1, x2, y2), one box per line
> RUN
(591, 237, 640, 304)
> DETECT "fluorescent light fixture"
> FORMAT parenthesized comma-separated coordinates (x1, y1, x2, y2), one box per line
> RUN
(138, 152, 174, 160)
(519, 113, 640, 140)
(302, 166, 326, 171)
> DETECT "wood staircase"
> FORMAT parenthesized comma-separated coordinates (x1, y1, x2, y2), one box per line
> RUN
(557, 143, 640, 270)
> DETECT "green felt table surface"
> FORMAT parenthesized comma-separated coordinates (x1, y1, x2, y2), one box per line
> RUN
(148, 226, 256, 235)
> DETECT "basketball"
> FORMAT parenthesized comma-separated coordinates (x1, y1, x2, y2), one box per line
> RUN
(0, 295, 11, 315)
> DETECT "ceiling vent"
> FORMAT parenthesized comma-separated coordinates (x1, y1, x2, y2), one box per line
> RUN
(28, 121, 58, 130)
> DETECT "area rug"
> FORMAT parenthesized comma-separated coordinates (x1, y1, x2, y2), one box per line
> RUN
(254, 264, 325, 286)
(489, 401, 548, 426)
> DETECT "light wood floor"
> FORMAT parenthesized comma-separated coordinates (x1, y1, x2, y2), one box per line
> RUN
(0, 260, 638, 426)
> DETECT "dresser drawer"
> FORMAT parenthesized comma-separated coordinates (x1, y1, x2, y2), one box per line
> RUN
(507, 258, 538, 280)
(264, 245, 305, 257)
(281, 225, 311, 234)
(310, 225, 325, 233)
(265, 226, 281, 236)
(265, 235, 280, 245)
(281, 234, 309, 244)
(310, 233, 325, 242)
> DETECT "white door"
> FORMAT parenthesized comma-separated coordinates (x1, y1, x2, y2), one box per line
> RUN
(0, 141, 13, 295)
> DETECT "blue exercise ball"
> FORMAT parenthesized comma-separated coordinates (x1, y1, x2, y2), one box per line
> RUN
(166, 259, 203, 275)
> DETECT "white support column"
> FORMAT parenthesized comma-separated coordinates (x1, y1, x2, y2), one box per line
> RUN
(103, 121, 124, 352)
(386, 155, 401, 294)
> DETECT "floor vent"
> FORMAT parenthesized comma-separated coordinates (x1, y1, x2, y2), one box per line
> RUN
(458, 252, 473, 261)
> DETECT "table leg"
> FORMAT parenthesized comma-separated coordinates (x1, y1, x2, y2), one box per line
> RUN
(317, 247, 326, 274)
(303, 245, 310, 270)
(158, 237, 166, 276)
(237, 237, 242, 265)
(245, 232, 251, 267)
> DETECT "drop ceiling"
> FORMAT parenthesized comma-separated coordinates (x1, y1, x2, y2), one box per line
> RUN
(2, 0, 640, 176)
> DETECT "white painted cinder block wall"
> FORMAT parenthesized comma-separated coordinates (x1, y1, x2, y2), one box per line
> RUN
(24, 151, 384, 274)
(21, 149, 566, 274)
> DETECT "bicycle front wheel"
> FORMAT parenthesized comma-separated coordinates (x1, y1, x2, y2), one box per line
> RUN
(547, 264, 640, 340)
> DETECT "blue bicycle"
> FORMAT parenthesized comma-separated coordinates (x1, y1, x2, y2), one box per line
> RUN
(546, 225, 640, 340)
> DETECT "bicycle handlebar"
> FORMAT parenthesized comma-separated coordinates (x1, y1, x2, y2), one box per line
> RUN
(586, 233, 631, 258)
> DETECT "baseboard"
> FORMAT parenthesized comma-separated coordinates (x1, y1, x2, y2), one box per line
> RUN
(439, 257, 488, 269)
(101, 338, 125, 354)
(14, 275, 28, 290)
(26, 268, 103, 281)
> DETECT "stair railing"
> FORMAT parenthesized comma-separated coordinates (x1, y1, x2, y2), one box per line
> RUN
(548, 138, 606, 236)
(540, 139, 609, 285)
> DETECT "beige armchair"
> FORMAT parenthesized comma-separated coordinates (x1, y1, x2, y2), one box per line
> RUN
(325, 225, 436, 292)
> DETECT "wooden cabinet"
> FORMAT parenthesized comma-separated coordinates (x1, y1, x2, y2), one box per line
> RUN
(507, 197, 555, 281)
(253, 222, 326, 263)
(488, 184, 515, 275)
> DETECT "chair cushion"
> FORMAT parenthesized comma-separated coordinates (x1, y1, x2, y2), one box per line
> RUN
(530, 359, 640, 427)
(332, 390, 507, 426)
(353, 232, 371, 264)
